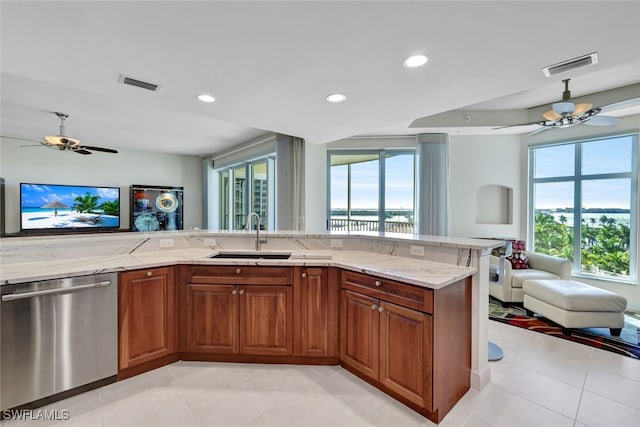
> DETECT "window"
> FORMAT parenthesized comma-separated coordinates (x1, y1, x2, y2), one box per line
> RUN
(327, 150, 415, 233)
(529, 134, 638, 282)
(216, 156, 275, 230)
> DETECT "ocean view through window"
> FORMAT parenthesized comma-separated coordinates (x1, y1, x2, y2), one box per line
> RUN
(328, 150, 415, 233)
(529, 133, 638, 282)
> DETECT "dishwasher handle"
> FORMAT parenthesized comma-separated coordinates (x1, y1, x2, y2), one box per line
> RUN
(2, 280, 111, 301)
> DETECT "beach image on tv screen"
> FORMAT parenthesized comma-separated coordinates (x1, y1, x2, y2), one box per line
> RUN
(21, 184, 120, 230)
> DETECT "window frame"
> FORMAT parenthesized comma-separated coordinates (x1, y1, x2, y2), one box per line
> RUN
(528, 132, 638, 284)
(326, 149, 416, 233)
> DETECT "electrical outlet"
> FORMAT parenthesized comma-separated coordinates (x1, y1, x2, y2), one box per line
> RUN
(330, 239, 343, 248)
(410, 245, 425, 256)
(204, 238, 217, 247)
(159, 239, 174, 248)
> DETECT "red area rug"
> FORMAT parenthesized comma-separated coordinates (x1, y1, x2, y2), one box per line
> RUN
(489, 296, 640, 360)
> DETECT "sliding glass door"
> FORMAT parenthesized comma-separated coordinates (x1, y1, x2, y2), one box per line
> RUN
(327, 150, 415, 233)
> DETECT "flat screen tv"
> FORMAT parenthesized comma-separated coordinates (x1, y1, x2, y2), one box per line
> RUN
(20, 183, 120, 233)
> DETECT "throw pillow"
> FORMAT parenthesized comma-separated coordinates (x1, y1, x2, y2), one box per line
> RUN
(507, 240, 529, 269)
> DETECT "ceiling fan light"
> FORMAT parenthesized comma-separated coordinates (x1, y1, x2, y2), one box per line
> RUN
(543, 110, 561, 121)
(552, 101, 575, 115)
(44, 135, 80, 146)
(573, 103, 593, 116)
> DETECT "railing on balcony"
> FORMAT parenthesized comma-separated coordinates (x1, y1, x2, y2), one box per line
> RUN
(328, 218, 414, 234)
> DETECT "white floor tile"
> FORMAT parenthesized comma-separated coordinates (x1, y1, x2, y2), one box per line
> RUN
(584, 368, 640, 410)
(589, 348, 640, 382)
(471, 385, 574, 427)
(101, 387, 198, 427)
(5, 321, 640, 427)
(495, 364, 582, 418)
(577, 390, 640, 427)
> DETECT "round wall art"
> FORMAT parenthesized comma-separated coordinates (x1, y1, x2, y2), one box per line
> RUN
(156, 192, 178, 213)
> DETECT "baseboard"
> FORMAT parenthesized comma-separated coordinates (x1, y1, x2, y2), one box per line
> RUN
(470, 364, 492, 391)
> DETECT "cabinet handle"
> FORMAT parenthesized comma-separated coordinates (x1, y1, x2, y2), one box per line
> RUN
(146, 271, 152, 277)
(378, 306, 385, 313)
(301, 272, 307, 278)
(232, 289, 237, 295)
(235, 268, 241, 274)
(239, 289, 245, 295)
(371, 304, 377, 310)
(374, 280, 382, 287)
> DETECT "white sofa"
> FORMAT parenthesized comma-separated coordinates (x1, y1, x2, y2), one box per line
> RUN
(489, 252, 572, 306)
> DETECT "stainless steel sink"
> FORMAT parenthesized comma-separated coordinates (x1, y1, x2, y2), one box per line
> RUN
(209, 252, 292, 260)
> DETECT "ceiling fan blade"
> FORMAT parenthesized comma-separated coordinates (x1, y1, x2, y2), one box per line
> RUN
(74, 149, 92, 155)
(80, 145, 118, 154)
(1, 134, 41, 143)
(492, 121, 545, 130)
(542, 110, 561, 121)
(584, 115, 621, 126)
(529, 126, 552, 136)
(573, 103, 593, 116)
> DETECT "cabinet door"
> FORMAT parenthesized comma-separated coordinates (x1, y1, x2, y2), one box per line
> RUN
(239, 285, 293, 355)
(186, 284, 238, 353)
(119, 267, 175, 369)
(299, 267, 329, 356)
(379, 301, 433, 409)
(340, 289, 379, 380)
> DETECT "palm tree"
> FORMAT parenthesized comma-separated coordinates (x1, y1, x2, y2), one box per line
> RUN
(100, 200, 119, 216)
(73, 193, 100, 213)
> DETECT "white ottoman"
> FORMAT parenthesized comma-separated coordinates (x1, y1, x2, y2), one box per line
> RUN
(523, 279, 627, 336)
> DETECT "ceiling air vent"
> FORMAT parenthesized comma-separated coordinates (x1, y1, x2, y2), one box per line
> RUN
(119, 74, 160, 92)
(542, 52, 598, 77)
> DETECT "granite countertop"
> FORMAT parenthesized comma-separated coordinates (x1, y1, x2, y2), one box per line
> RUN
(0, 248, 476, 290)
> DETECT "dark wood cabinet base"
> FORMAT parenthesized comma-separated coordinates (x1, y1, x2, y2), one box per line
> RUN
(180, 353, 340, 365)
(117, 353, 180, 381)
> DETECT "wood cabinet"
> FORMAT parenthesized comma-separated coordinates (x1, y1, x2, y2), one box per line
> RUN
(116, 262, 470, 424)
(240, 285, 292, 355)
(293, 267, 339, 357)
(341, 289, 432, 408)
(183, 266, 293, 356)
(379, 299, 432, 408)
(118, 267, 176, 371)
(340, 270, 470, 423)
(341, 290, 379, 378)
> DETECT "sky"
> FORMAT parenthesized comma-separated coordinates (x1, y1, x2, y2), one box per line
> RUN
(533, 135, 633, 209)
(21, 184, 120, 208)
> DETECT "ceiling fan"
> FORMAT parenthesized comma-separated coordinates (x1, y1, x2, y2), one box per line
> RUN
(38, 112, 118, 155)
(497, 79, 621, 136)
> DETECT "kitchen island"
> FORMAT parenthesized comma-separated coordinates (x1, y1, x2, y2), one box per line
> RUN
(0, 231, 501, 423)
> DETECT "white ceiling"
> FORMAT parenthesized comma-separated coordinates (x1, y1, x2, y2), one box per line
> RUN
(1, 1, 640, 156)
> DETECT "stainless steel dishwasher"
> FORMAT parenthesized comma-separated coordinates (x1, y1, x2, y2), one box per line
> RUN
(0, 272, 118, 410)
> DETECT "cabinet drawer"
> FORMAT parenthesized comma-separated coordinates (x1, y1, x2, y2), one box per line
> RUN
(190, 266, 292, 285)
(341, 270, 433, 314)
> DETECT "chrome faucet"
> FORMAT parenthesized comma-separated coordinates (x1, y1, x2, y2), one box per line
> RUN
(245, 212, 267, 251)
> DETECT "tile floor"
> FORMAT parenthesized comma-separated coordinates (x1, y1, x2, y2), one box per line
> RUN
(2, 320, 639, 427)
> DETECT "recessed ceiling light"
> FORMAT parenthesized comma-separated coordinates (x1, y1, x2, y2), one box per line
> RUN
(403, 54, 429, 69)
(197, 93, 216, 103)
(326, 93, 347, 103)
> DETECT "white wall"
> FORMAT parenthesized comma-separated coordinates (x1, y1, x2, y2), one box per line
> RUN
(0, 137, 203, 233)
(449, 134, 523, 239)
